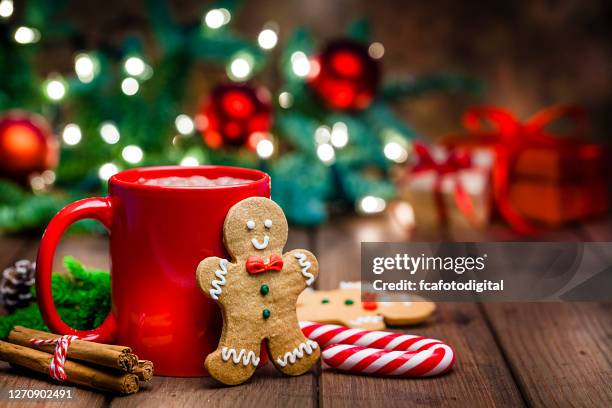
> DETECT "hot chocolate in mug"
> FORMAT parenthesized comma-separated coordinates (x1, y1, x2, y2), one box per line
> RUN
(36, 166, 271, 376)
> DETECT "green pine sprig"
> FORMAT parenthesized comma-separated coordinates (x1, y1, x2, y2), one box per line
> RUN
(0, 256, 111, 338)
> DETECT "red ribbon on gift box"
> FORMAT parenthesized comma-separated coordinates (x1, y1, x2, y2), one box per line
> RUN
(446, 105, 588, 235)
(409, 142, 478, 227)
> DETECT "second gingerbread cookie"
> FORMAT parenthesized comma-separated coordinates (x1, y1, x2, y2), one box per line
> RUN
(197, 197, 320, 385)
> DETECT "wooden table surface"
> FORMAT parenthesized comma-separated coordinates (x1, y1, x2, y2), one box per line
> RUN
(0, 215, 610, 407)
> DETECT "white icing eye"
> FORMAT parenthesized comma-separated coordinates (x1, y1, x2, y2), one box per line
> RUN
(264, 219, 272, 229)
(246, 220, 255, 230)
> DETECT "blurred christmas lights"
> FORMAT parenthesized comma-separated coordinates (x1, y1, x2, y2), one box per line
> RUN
(390, 201, 415, 230)
(330, 122, 349, 148)
(121, 145, 144, 164)
(228, 56, 253, 81)
(99, 122, 120, 144)
(62, 124, 82, 146)
(204, 8, 230, 29)
(358, 196, 386, 214)
(291, 51, 311, 77)
(30, 170, 56, 193)
(98, 163, 119, 181)
(316, 143, 335, 164)
(14, 26, 40, 44)
(121, 77, 139, 95)
(314, 126, 331, 144)
(383, 141, 408, 163)
(124, 56, 146, 77)
(278, 91, 293, 109)
(256, 139, 274, 159)
(258, 28, 278, 50)
(175, 114, 195, 135)
(43, 76, 67, 101)
(0, 0, 14, 18)
(180, 156, 199, 166)
(368, 42, 385, 59)
(74, 53, 98, 83)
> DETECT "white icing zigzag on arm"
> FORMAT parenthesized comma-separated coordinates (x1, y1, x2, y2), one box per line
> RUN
(294, 253, 314, 286)
(209, 259, 229, 300)
(276, 340, 318, 367)
(221, 347, 260, 366)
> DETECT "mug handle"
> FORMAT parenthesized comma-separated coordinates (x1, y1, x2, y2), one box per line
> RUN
(36, 197, 118, 343)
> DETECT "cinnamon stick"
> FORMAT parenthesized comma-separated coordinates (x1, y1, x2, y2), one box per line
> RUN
(9, 326, 138, 372)
(0, 341, 139, 394)
(133, 360, 154, 382)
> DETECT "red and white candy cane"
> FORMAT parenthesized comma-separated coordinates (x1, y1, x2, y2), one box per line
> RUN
(29, 334, 95, 381)
(300, 321, 455, 377)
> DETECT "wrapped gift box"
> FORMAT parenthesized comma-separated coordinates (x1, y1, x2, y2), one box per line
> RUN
(441, 106, 610, 231)
(512, 144, 605, 182)
(398, 147, 493, 230)
(510, 179, 609, 226)
(510, 143, 608, 225)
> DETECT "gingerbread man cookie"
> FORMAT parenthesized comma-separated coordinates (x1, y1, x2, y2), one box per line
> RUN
(197, 197, 320, 385)
(297, 282, 435, 330)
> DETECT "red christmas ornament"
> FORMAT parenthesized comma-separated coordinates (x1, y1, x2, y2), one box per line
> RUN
(0, 110, 59, 182)
(199, 84, 272, 149)
(308, 39, 381, 111)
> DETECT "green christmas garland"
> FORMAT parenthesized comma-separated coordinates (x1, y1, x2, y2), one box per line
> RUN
(1, 0, 484, 231)
(0, 256, 110, 338)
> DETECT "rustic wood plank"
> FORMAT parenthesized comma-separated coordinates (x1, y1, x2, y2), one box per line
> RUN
(316, 216, 525, 407)
(0, 236, 110, 407)
(580, 217, 612, 241)
(481, 302, 612, 407)
(111, 227, 317, 408)
(110, 364, 315, 408)
(316, 214, 406, 289)
(0, 362, 113, 406)
(456, 217, 612, 407)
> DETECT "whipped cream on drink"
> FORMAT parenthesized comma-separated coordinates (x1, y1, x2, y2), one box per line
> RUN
(138, 176, 251, 187)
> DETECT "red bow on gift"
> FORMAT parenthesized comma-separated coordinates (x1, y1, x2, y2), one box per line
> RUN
(446, 105, 587, 235)
(246, 254, 284, 274)
(410, 142, 478, 227)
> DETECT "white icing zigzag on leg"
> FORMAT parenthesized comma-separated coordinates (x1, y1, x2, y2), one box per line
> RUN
(209, 259, 229, 300)
(221, 347, 260, 366)
(276, 340, 318, 367)
(294, 253, 314, 286)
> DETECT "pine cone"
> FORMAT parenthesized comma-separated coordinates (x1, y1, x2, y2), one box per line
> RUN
(1, 259, 36, 312)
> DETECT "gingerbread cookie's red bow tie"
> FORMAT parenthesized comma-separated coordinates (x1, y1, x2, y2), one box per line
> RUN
(246, 254, 284, 274)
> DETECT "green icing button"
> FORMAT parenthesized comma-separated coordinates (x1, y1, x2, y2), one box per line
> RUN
(321, 298, 330, 304)
(260, 284, 269, 296)
(262, 308, 271, 319)
(344, 299, 354, 305)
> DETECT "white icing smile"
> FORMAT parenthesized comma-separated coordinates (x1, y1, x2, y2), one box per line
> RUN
(348, 315, 384, 326)
(251, 235, 270, 250)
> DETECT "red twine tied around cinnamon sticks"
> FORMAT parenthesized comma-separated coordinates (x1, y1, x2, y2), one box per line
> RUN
(29, 334, 96, 381)
(409, 142, 478, 227)
(450, 105, 588, 235)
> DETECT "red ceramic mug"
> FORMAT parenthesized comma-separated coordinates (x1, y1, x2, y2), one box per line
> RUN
(36, 166, 271, 376)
